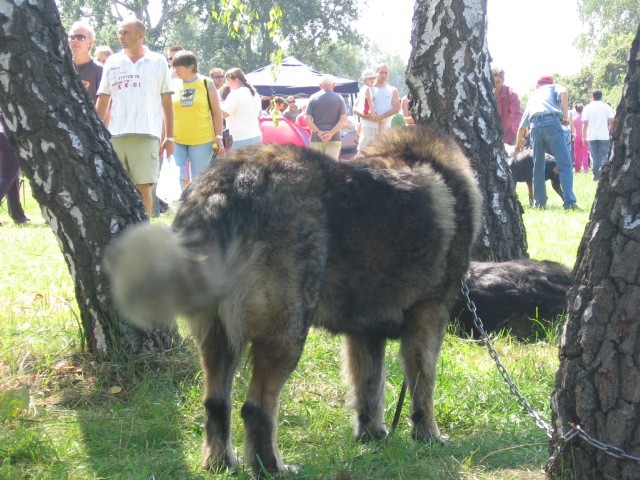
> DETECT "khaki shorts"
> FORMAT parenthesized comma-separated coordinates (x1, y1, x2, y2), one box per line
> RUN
(111, 135, 160, 185)
(310, 140, 342, 160)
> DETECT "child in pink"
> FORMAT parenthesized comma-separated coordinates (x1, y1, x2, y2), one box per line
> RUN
(572, 103, 589, 172)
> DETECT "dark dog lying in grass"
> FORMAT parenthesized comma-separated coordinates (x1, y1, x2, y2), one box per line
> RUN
(508, 148, 563, 207)
(451, 258, 572, 339)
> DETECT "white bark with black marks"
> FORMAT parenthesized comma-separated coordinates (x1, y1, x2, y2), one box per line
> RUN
(408, 0, 527, 261)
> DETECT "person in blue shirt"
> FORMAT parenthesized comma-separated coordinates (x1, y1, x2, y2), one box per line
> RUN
(515, 75, 579, 210)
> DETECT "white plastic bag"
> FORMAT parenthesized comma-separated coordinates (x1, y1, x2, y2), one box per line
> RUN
(156, 155, 182, 203)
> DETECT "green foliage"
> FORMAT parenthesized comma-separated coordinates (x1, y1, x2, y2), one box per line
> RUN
(56, 0, 365, 75)
(558, 31, 634, 108)
(562, 0, 638, 108)
(577, 0, 640, 53)
(0, 388, 29, 419)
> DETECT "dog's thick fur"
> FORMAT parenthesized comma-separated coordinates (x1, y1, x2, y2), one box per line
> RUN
(508, 148, 563, 206)
(451, 259, 572, 338)
(105, 126, 482, 475)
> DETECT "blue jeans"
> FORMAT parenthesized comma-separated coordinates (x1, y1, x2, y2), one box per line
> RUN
(232, 135, 262, 150)
(174, 142, 216, 183)
(530, 117, 577, 209)
(589, 139, 610, 181)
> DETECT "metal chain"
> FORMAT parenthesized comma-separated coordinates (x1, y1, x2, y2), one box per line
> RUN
(459, 280, 640, 468)
(460, 280, 553, 436)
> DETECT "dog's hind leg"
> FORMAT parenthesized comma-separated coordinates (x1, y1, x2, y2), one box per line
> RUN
(241, 330, 308, 476)
(400, 302, 449, 443)
(343, 334, 388, 441)
(526, 181, 534, 207)
(197, 316, 245, 470)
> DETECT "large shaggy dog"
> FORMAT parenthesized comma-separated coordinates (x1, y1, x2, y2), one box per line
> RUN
(105, 126, 482, 475)
(451, 259, 572, 338)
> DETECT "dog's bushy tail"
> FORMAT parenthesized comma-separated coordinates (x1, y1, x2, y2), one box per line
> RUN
(104, 223, 224, 330)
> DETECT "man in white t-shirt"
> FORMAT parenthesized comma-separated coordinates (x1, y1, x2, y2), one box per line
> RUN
(96, 19, 174, 218)
(582, 90, 615, 181)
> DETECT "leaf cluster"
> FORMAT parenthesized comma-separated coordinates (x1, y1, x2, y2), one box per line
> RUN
(56, 0, 370, 80)
(554, 1, 638, 108)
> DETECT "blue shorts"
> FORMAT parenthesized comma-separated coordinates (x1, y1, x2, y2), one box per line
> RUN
(174, 141, 216, 182)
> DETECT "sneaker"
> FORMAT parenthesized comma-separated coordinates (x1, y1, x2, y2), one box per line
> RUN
(565, 204, 582, 211)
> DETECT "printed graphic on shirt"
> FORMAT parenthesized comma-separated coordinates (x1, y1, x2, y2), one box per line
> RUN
(181, 88, 195, 107)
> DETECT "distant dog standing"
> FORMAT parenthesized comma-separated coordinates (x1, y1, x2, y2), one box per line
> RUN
(508, 148, 563, 206)
(105, 126, 482, 476)
(451, 258, 572, 338)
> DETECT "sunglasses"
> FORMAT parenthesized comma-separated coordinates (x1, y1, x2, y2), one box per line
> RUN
(288, 101, 295, 104)
(211, 74, 224, 79)
(68, 34, 88, 41)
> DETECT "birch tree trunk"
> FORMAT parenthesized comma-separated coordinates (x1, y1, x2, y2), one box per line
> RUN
(549, 26, 640, 479)
(408, 0, 527, 261)
(0, 0, 178, 355)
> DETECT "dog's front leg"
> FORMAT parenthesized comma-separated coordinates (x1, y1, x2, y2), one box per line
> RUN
(400, 302, 449, 443)
(343, 334, 388, 441)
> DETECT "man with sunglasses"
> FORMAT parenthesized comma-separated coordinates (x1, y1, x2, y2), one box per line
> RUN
(283, 96, 301, 122)
(209, 68, 225, 93)
(68, 21, 103, 103)
(96, 19, 174, 219)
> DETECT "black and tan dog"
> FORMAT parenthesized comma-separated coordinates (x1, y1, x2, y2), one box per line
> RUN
(105, 127, 482, 476)
(452, 258, 572, 339)
(508, 148, 563, 206)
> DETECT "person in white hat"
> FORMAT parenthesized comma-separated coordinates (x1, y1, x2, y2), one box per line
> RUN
(354, 68, 385, 150)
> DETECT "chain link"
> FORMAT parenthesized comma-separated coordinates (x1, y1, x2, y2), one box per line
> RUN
(459, 280, 640, 469)
(460, 280, 553, 436)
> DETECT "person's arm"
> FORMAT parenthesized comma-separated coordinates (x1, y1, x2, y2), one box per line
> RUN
(95, 95, 111, 124)
(352, 90, 368, 119)
(509, 91, 523, 136)
(582, 119, 589, 145)
(515, 127, 527, 152)
(160, 92, 174, 157)
(304, 114, 322, 139)
(320, 114, 348, 142)
(401, 96, 415, 125)
(208, 83, 225, 156)
(559, 90, 569, 125)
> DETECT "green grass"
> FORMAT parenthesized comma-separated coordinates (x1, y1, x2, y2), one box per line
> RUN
(0, 174, 597, 479)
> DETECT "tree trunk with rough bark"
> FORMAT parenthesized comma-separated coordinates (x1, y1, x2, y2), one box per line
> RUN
(408, 0, 527, 261)
(0, 0, 178, 355)
(549, 26, 640, 480)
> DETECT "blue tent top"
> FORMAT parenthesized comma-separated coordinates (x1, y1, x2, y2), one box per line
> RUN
(245, 56, 359, 96)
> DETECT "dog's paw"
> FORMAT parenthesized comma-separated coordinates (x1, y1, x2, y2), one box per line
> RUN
(411, 425, 449, 445)
(201, 446, 239, 470)
(355, 424, 388, 442)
